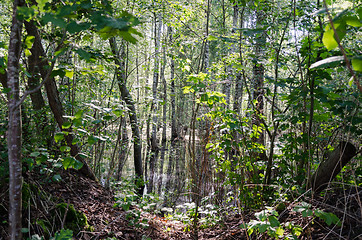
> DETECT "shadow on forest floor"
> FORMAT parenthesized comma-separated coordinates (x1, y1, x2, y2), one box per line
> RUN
(0, 171, 361, 239)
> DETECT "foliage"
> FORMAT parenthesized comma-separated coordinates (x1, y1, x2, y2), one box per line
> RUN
(27, 229, 73, 240)
(53, 203, 89, 235)
(242, 203, 340, 239)
(113, 177, 150, 229)
(0, 0, 361, 238)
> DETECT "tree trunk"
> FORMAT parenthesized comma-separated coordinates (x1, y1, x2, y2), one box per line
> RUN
(116, 118, 129, 181)
(24, 20, 96, 180)
(158, 36, 167, 195)
(27, 32, 51, 146)
(149, 13, 162, 193)
(109, 37, 144, 196)
(7, 0, 24, 238)
(310, 141, 357, 193)
(252, 6, 266, 149)
(233, 5, 243, 115)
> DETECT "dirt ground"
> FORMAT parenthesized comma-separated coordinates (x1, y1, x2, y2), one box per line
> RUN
(1, 171, 361, 239)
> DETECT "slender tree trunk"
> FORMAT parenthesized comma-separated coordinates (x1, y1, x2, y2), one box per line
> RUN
(252, 3, 267, 162)
(7, 0, 24, 238)
(158, 35, 167, 195)
(109, 37, 144, 196)
(105, 118, 123, 188)
(165, 26, 176, 192)
(149, 13, 162, 193)
(203, 0, 211, 73)
(27, 31, 51, 146)
(24, 20, 96, 180)
(117, 118, 129, 181)
(222, 0, 231, 104)
(233, 5, 243, 115)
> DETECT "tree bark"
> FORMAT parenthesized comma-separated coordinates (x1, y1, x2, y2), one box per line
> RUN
(165, 26, 176, 192)
(7, 0, 24, 238)
(27, 30, 50, 146)
(252, 6, 266, 148)
(149, 13, 162, 193)
(24, 20, 96, 180)
(116, 118, 129, 181)
(158, 35, 167, 195)
(109, 37, 144, 196)
(310, 141, 357, 193)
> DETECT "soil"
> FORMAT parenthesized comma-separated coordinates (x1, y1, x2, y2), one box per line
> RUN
(0, 170, 361, 240)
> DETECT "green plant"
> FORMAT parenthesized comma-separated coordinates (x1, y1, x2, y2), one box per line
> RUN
(27, 229, 73, 240)
(293, 202, 341, 226)
(165, 197, 222, 231)
(242, 202, 341, 239)
(243, 207, 285, 239)
(113, 177, 151, 229)
(50, 229, 73, 240)
(52, 203, 89, 235)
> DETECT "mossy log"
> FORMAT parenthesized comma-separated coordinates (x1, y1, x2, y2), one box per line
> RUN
(310, 141, 357, 193)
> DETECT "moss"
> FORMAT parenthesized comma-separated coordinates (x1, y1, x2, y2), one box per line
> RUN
(54, 203, 89, 234)
(35, 219, 52, 239)
(22, 183, 31, 209)
(22, 183, 42, 209)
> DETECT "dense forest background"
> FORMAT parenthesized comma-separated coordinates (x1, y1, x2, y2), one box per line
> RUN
(0, 0, 361, 239)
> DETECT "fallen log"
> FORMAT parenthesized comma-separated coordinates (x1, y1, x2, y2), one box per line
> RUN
(310, 141, 357, 193)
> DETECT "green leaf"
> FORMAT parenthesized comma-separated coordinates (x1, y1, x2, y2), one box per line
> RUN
(62, 121, 72, 129)
(112, 109, 124, 117)
(315, 210, 340, 226)
(88, 135, 98, 145)
(207, 35, 218, 41)
(30, 151, 40, 157)
(118, 30, 138, 44)
(66, 21, 91, 34)
(62, 157, 72, 170)
(247, 227, 254, 235)
(352, 57, 362, 72)
(65, 70, 74, 79)
(60, 146, 71, 152)
(73, 159, 83, 170)
(268, 215, 280, 227)
(345, 16, 362, 27)
(51, 69, 66, 78)
(76, 48, 92, 61)
(103, 115, 113, 121)
(255, 210, 268, 221)
(24, 35, 35, 49)
(74, 110, 84, 119)
(54, 132, 64, 143)
(51, 229, 73, 240)
(258, 223, 268, 233)
(275, 227, 284, 237)
(293, 202, 313, 217)
(322, 23, 346, 50)
(239, 223, 248, 228)
(348, 76, 354, 86)
(61, 157, 83, 170)
(17, 6, 36, 21)
(41, 13, 67, 28)
(35, 0, 49, 11)
(52, 174, 62, 182)
(310, 56, 344, 69)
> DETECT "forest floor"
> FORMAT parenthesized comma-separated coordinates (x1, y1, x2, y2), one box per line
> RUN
(1, 171, 361, 239)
